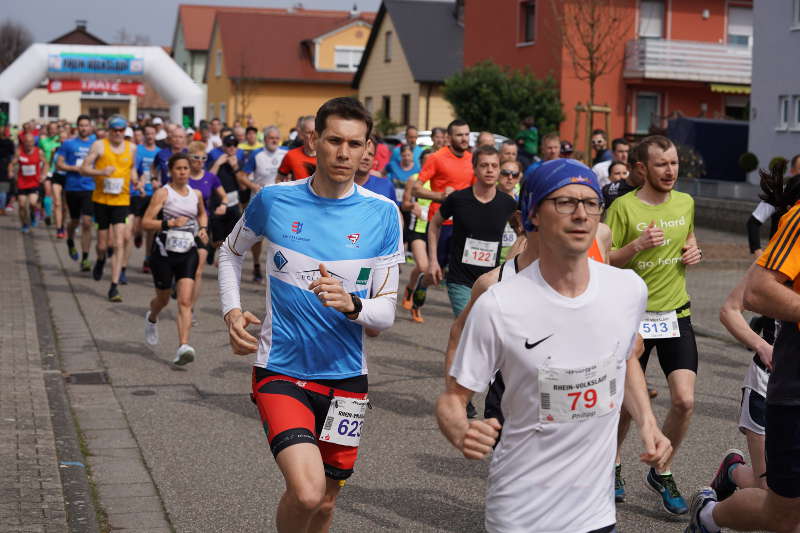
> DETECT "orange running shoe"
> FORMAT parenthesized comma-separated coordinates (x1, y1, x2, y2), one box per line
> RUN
(410, 307, 424, 323)
(402, 286, 413, 310)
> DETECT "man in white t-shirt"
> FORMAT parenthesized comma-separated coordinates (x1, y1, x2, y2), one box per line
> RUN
(592, 138, 630, 188)
(436, 159, 671, 533)
(245, 125, 286, 188)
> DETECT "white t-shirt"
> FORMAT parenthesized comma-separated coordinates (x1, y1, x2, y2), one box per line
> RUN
(592, 160, 612, 188)
(251, 148, 286, 187)
(207, 134, 222, 152)
(451, 259, 647, 533)
(751, 200, 776, 224)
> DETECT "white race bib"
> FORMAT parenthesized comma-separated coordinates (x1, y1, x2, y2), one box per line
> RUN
(164, 229, 195, 253)
(21, 164, 36, 177)
(539, 355, 617, 424)
(462, 237, 499, 267)
(639, 310, 680, 339)
(103, 177, 124, 195)
(501, 224, 517, 247)
(225, 190, 239, 207)
(318, 396, 369, 447)
(75, 158, 84, 169)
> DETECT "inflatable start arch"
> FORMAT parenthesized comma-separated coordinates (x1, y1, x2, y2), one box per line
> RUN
(0, 43, 203, 125)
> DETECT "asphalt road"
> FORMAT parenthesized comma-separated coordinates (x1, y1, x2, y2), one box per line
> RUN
(38, 228, 757, 533)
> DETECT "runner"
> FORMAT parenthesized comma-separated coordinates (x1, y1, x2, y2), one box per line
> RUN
(604, 135, 702, 515)
(10, 133, 45, 233)
(208, 134, 247, 253)
(39, 121, 61, 228)
(186, 141, 227, 320)
(602, 150, 645, 209)
(58, 115, 95, 270)
(522, 132, 560, 180)
(592, 138, 631, 188)
(217, 97, 403, 532)
(430, 127, 447, 151)
(277, 116, 317, 182)
(142, 153, 208, 365)
(133, 124, 160, 273)
(81, 115, 139, 302)
(496, 158, 522, 262)
(685, 163, 800, 533)
(353, 139, 397, 203)
(152, 126, 186, 186)
(0, 127, 14, 214)
(436, 158, 670, 532)
(49, 128, 70, 238)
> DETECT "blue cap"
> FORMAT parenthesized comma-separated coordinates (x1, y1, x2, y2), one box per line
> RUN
(520, 158, 602, 232)
(108, 116, 127, 130)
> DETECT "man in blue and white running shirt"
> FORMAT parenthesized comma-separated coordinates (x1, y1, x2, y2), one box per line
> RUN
(57, 115, 96, 271)
(218, 97, 403, 533)
(133, 124, 160, 273)
(152, 126, 186, 186)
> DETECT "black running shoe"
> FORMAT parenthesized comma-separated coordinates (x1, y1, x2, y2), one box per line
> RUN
(92, 258, 105, 281)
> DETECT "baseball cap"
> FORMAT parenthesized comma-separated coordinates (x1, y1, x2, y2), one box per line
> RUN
(124, 127, 133, 138)
(222, 134, 238, 146)
(108, 116, 127, 130)
(519, 158, 602, 232)
(152, 117, 164, 125)
(560, 140, 574, 156)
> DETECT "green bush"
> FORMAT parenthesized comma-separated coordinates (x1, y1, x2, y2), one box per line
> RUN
(738, 152, 759, 173)
(676, 143, 705, 180)
(769, 156, 788, 173)
(443, 60, 564, 139)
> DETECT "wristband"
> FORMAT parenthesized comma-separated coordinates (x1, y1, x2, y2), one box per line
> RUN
(162, 219, 169, 231)
(343, 294, 362, 319)
(199, 226, 208, 230)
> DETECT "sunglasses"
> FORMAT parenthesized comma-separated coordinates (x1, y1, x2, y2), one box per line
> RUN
(500, 169, 520, 177)
(190, 155, 207, 161)
(111, 128, 125, 133)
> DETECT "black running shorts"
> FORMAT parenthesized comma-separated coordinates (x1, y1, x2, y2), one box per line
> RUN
(149, 247, 199, 290)
(765, 403, 800, 498)
(639, 315, 699, 376)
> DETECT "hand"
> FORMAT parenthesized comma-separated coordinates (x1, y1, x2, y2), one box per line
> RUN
(412, 203, 422, 217)
(638, 421, 672, 471)
(753, 248, 763, 257)
(635, 221, 664, 251)
(214, 205, 227, 215)
(198, 228, 209, 246)
(441, 186, 455, 201)
(137, 181, 145, 194)
(461, 418, 501, 459)
(755, 341, 774, 371)
(170, 216, 189, 228)
(103, 166, 115, 176)
(217, 154, 228, 165)
(229, 157, 239, 170)
(224, 309, 262, 355)
(427, 261, 443, 286)
(308, 263, 354, 313)
(681, 244, 702, 265)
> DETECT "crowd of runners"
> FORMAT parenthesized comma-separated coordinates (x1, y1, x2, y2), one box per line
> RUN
(4, 96, 800, 533)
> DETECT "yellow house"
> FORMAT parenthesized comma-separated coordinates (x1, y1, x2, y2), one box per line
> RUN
(205, 10, 373, 132)
(353, 0, 461, 131)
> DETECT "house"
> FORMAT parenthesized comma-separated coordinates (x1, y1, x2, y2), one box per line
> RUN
(204, 9, 374, 129)
(464, 0, 753, 149)
(748, 0, 800, 184)
(353, 0, 460, 130)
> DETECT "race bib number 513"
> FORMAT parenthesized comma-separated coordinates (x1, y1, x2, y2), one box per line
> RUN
(639, 310, 680, 339)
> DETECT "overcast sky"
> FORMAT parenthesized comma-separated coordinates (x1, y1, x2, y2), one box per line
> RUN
(7, 0, 382, 46)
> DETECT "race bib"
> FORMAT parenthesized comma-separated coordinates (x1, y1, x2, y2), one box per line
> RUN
(21, 164, 36, 177)
(501, 224, 517, 247)
(462, 237, 499, 267)
(225, 190, 239, 207)
(319, 396, 369, 447)
(639, 310, 680, 339)
(103, 177, 124, 195)
(164, 229, 195, 253)
(539, 355, 617, 424)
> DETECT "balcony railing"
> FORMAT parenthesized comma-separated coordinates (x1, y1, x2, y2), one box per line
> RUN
(624, 39, 751, 85)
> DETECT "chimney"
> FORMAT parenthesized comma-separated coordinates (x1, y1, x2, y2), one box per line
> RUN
(76, 19, 87, 31)
(350, 3, 359, 18)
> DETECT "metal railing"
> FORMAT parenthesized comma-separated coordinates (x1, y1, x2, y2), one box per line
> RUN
(676, 178, 760, 201)
(624, 39, 751, 85)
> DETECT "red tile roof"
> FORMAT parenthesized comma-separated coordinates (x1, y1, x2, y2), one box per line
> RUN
(178, 4, 374, 52)
(214, 11, 373, 83)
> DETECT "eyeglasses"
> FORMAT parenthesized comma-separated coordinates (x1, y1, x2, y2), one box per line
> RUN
(190, 155, 207, 161)
(111, 128, 125, 133)
(545, 196, 603, 215)
(500, 169, 520, 178)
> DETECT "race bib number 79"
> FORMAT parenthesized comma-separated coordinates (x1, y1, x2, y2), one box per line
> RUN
(538, 355, 617, 424)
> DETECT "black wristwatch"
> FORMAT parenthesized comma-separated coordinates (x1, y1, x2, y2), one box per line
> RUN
(344, 293, 362, 320)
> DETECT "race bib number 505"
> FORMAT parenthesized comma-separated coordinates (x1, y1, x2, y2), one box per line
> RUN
(319, 397, 369, 447)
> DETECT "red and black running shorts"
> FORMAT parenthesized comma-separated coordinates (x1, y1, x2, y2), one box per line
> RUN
(251, 367, 368, 481)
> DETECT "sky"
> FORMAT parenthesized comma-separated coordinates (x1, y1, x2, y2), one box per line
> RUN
(6, 0, 382, 46)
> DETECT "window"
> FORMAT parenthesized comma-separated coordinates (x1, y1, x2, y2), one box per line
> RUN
(724, 95, 749, 121)
(401, 94, 410, 125)
(334, 46, 364, 72)
(794, 0, 800, 29)
(518, 1, 536, 44)
(220, 102, 227, 125)
(382, 95, 391, 119)
(384, 31, 392, 62)
(38, 105, 59, 120)
(208, 103, 215, 120)
(635, 93, 659, 134)
(778, 95, 790, 130)
(793, 96, 800, 129)
(727, 6, 753, 46)
(364, 96, 373, 114)
(215, 50, 222, 77)
(639, 0, 665, 39)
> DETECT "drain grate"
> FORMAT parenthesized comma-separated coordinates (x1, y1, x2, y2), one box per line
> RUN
(64, 371, 109, 385)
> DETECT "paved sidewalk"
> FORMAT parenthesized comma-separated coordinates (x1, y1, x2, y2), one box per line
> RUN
(0, 218, 67, 532)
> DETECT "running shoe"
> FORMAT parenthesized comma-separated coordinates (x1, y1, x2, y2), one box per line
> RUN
(80, 258, 92, 272)
(30, 215, 38, 228)
(144, 311, 159, 346)
(67, 239, 79, 261)
(615, 464, 626, 503)
(119, 269, 128, 285)
(21, 224, 30, 234)
(709, 449, 745, 501)
(107, 246, 114, 258)
(410, 307, 424, 323)
(646, 468, 688, 515)
(191, 313, 198, 327)
(646, 380, 658, 399)
(411, 273, 427, 309)
(253, 265, 263, 283)
(402, 286, 413, 310)
(108, 285, 122, 303)
(173, 344, 195, 366)
(684, 487, 718, 533)
(57, 228, 66, 239)
(134, 233, 143, 248)
(44, 216, 52, 226)
(142, 259, 150, 274)
(92, 258, 105, 281)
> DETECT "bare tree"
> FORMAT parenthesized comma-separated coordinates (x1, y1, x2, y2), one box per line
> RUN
(0, 20, 33, 72)
(233, 60, 257, 123)
(113, 28, 150, 46)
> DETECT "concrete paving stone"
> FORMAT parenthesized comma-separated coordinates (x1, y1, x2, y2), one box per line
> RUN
(83, 428, 138, 449)
(97, 482, 159, 500)
(88, 457, 153, 485)
(107, 511, 171, 529)
(102, 496, 164, 514)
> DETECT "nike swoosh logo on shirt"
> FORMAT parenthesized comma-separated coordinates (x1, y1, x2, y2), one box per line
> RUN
(525, 334, 553, 350)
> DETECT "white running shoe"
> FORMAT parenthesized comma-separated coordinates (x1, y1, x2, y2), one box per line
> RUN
(144, 311, 159, 346)
(173, 344, 195, 366)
